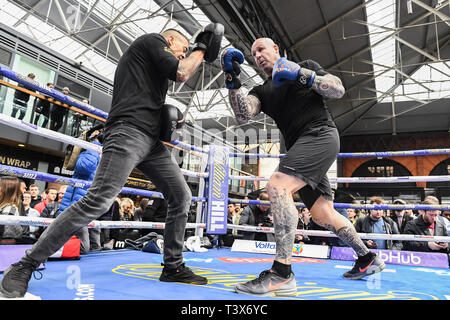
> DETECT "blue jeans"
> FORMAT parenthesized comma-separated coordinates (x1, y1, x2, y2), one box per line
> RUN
(23, 121, 192, 268)
(11, 99, 27, 120)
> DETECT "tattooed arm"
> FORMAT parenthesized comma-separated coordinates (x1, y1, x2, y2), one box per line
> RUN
(228, 89, 261, 124)
(175, 51, 204, 82)
(310, 73, 345, 99)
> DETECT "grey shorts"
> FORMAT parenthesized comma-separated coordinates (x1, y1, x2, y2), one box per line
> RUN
(277, 125, 340, 201)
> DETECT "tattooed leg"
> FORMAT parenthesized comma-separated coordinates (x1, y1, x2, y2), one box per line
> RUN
(315, 219, 370, 256)
(311, 197, 369, 257)
(270, 187, 299, 264)
(335, 225, 370, 256)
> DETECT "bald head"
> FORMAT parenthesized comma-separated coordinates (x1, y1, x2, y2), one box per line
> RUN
(255, 37, 276, 47)
(251, 37, 281, 77)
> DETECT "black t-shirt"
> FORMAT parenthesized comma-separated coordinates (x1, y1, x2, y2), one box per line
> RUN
(249, 59, 335, 150)
(14, 83, 33, 102)
(106, 33, 179, 137)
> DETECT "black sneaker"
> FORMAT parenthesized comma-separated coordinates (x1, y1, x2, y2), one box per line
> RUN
(0, 261, 41, 298)
(343, 252, 385, 280)
(159, 263, 208, 285)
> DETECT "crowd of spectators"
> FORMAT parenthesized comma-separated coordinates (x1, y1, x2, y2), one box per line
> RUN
(225, 190, 449, 260)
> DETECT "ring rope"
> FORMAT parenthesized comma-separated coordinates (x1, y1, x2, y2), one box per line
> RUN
(230, 149, 450, 159)
(0, 113, 102, 152)
(229, 174, 450, 183)
(0, 215, 448, 243)
(228, 198, 450, 211)
(0, 164, 207, 202)
(0, 114, 208, 179)
(169, 140, 206, 154)
(1, 163, 448, 210)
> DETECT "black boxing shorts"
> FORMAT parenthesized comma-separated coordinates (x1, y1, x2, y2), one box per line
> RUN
(277, 124, 340, 205)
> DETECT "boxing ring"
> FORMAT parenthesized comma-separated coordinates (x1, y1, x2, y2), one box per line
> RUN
(1, 67, 450, 301)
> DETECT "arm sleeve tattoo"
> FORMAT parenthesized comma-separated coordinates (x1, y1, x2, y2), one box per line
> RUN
(228, 89, 261, 124)
(311, 73, 345, 99)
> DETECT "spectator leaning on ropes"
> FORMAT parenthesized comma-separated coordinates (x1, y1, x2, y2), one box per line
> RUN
(403, 198, 449, 254)
(354, 196, 402, 250)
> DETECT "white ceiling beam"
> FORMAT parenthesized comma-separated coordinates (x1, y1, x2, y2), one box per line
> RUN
(410, 0, 450, 27)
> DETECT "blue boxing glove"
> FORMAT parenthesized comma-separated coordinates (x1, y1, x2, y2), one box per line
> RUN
(272, 57, 316, 88)
(220, 48, 245, 89)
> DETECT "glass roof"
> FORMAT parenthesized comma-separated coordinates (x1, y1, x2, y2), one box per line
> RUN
(0, 0, 263, 122)
(0, 0, 448, 122)
(365, 0, 450, 103)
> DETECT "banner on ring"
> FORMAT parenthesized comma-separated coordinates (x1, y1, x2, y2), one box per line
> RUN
(206, 145, 229, 235)
(231, 239, 330, 259)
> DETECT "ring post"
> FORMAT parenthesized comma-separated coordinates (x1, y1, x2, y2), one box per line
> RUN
(205, 145, 229, 235)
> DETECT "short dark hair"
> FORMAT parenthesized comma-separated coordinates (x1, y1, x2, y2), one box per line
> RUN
(161, 28, 188, 42)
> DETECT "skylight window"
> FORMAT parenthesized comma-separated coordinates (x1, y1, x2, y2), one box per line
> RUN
(365, 0, 397, 99)
(0, 0, 262, 121)
(365, 0, 450, 103)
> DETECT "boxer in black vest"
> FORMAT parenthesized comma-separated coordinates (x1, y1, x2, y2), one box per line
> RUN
(222, 38, 385, 297)
(1, 24, 224, 298)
